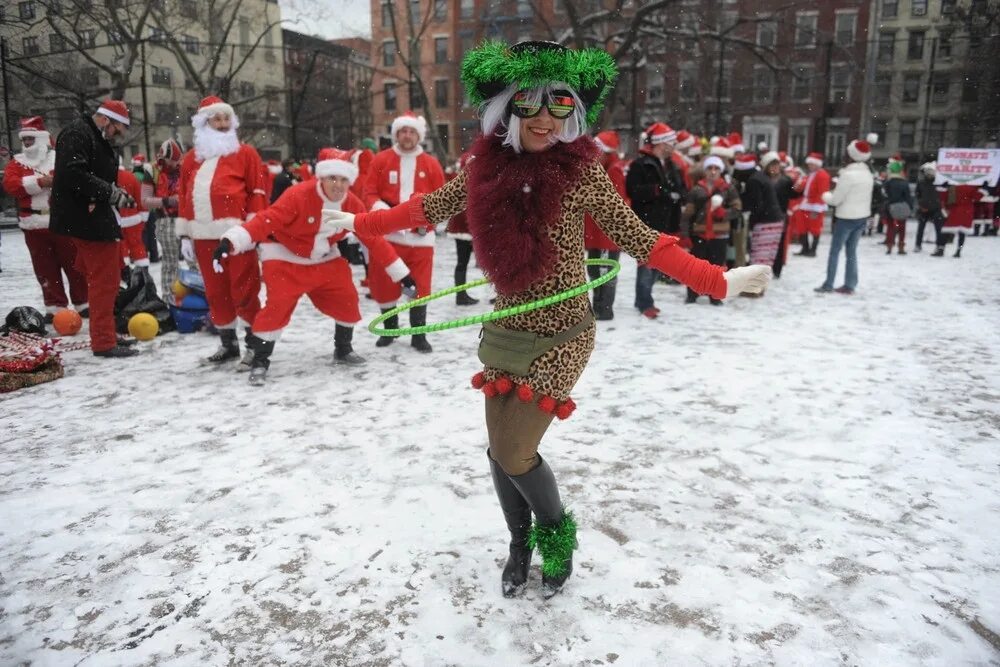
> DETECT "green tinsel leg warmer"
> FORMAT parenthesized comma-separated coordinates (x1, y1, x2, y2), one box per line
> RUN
(527, 511, 577, 578)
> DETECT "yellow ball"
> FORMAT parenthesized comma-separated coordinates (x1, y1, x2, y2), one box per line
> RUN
(172, 279, 189, 299)
(127, 313, 159, 341)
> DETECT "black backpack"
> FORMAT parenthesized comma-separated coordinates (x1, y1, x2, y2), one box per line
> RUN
(870, 181, 887, 216)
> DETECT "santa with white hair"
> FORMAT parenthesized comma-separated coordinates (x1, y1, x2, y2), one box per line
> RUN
(362, 110, 445, 353)
(2, 116, 88, 319)
(176, 95, 268, 365)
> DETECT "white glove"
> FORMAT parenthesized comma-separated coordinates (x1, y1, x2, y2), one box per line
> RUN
(180, 237, 196, 263)
(710, 194, 724, 208)
(321, 208, 355, 234)
(723, 265, 772, 298)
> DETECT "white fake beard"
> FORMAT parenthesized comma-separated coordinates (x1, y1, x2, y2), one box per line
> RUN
(21, 142, 47, 167)
(194, 125, 240, 160)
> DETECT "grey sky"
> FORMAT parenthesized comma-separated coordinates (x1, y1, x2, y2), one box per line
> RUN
(279, 0, 372, 40)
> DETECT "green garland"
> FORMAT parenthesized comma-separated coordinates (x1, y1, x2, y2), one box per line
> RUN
(461, 41, 618, 125)
(528, 511, 577, 578)
(367, 258, 620, 337)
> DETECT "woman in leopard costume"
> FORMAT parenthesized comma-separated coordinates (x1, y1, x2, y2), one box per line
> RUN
(327, 41, 771, 599)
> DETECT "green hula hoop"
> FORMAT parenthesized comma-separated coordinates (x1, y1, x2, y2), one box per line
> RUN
(367, 258, 621, 337)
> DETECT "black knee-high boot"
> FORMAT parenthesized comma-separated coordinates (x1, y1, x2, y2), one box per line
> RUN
(508, 455, 576, 598)
(455, 265, 479, 305)
(246, 333, 274, 386)
(375, 308, 397, 347)
(334, 324, 365, 364)
(488, 452, 533, 597)
(409, 305, 432, 353)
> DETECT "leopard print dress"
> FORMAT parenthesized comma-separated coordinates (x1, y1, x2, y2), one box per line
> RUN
(422, 162, 661, 417)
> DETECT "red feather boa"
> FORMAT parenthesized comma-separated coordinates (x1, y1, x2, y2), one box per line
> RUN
(466, 133, 599, 295)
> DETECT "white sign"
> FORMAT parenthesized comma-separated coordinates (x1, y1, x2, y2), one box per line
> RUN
(934, 148, 1000, 187)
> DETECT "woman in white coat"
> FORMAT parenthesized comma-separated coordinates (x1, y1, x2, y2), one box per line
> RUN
(815, 140, 874, 295)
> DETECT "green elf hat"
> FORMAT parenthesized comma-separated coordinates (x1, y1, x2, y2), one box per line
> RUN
(461, 40, 618, 126)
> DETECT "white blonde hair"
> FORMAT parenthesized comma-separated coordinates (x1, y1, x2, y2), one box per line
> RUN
(479, 82, 588, 153)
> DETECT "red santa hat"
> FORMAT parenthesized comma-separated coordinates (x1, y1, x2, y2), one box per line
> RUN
(96, 99, 130, 126)
(314, 147, 359, 184)
(778, 150, 793, 168)
(727, 131, 745, 154)
(156, 138, 183, 164)
(18, 116, 49, 142)
(760, 151, 782, 168)
(709, 136, 734, 159)
(391, 111, 427, 143)
(703, 155, 726, 171)
(687, 136, 704, 157)
(594, 130, 620, 153)
(733, 153, 757, 171)
(131, 154, 146, 166)
(675, 130, 695, 150)
(805, 152, 824, 167)
(846, 139, 872, 163)
(642, 122, 677, 145)
(266, 158, 282, 175)
(195, 95, 235, 120)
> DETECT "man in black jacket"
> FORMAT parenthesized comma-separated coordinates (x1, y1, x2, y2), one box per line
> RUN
(625, 122, 686, 318)
(269, 158, 299, 203)
(50, 99, 139, 358)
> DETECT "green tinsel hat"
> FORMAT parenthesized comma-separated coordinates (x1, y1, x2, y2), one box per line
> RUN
(461, 40, 618, 125)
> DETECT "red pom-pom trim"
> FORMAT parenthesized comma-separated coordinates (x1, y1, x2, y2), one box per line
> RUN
(471, 372, 486, 389)
(495, 377, 513, 395)
(538, 395, 557, 414)
(482, 381, 498, 398)
(516, 383, 534, 402)
(555, 398, 577, 420)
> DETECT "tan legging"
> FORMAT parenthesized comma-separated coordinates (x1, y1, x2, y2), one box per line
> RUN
(485, 393, 556, 476)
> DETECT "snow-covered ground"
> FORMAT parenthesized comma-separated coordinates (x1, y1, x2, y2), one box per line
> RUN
(1, 227, 998, 666)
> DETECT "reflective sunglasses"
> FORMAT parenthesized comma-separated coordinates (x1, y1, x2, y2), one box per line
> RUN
(510, 90, 577, 119)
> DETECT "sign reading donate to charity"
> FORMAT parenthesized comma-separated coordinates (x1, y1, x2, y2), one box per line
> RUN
(935, 148, 1000, 187)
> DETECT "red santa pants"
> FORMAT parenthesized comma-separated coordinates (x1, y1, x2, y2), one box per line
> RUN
(23, 228, 88, 311)
(193, 239, 261, 329)
(252, 259, 361, 339)
(72, 239, 120, 352)
(792, 210, 824, 237)
(119, 223, 149, 267)
(368, 243, 433, 307)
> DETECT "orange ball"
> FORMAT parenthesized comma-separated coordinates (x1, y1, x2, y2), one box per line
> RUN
(52, 309, 83, 336)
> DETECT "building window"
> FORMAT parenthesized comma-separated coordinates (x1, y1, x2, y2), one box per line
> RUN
(80, 67, 99, 87)
(878, 32, 896, 62)
(239, 18, 250, 54)
(22, 36, 40, 56)
(265, 86, 280, 101)
(49, 33, 64, 53)
(794, 12, 818, 48)
(179, 0, 197, 18)
(925, 119, 945, 147)
(436, 123, 449, 153)
(648, 84, 663, 105)
(155, 103, 177, 123)
(383, 41, 396, 67)
(79, 29, 97, 48)
(829, 64, 851, 102)
(899, 120, 916, 147)
(883, 0, 898, 18)
(789, 124, 810, 164)
(903, 73, 921, 103)
(435, 78, 448, 107)
(182, 34, 199, 54)
(554, 0, 565, 13)
(961, 74, 979, 102)
(825, 129, 846, 162)
(19, 1, 36, 20)
(381, 0, 393, 27)
(409, 0, 420, 26)
(409, 80, 424, 108)
(870, 118, 889, 145)
(460, 0, 474, 19)
(941, 0, 956, 13)
(874, 72, 893, 106)
(517, 0, 532, 17)
(434, 0, 446, 20)
(791, 64, 813, 101)
(911, 0, 927, 16)
(938, 31, 952, 58)
(753, 67, 775, 104)
(757, 21, 776, 49)
(434, 37, 447, 64)
(150, 28, 167, 44)
(108, 29, 125, 46)
(678, 66, 696, 102)
(931, 73, 949, 103)
(384, 82, 398, 111)
(151, 65, 172, 86)
(907, 31, 925, 60)
(835, 12, 856, 47)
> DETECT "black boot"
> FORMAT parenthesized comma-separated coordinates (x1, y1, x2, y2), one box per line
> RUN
(334, 324, 365, 364)
(954, 246, 962, 258)
(809, 235, 820, 257)
(205, 328, 240, 364)
(455, 266, 479, 306)
(488, 452, 533, 598)
(794, 235, 809, 256)
(931, 246, 945, 257)
(246, 333, 274, 386)
(237, 327, 255, 371)
(508, 455, 575, 599)
(375, 308, 397, 348)
(409, 305, 432, 353)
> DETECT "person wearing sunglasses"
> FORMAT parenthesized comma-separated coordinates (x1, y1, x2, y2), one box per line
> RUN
(322, 40, 771, 599)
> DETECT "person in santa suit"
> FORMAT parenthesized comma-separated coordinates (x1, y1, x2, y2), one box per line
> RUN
(937, 183, 991, 258)
(2, 116, 88, 321)
(117, 163, 149, 274)
(130, 154, 160, 263)
(362, 110, 445, 352)
(212, 148, 417, 385)
(673, 130, 696, 189)
(148, 139, 184, 296)
(445, 151, 481, 306)
(585, 130, 626, 320)
(264, 159, 281, 200)
(349, 138, 378, 200)
(791, 152, 830, 256)
(176, 95, 268, 365)
(972, 183, 997, 236)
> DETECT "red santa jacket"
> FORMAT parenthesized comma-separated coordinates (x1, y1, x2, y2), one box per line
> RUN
(116, 167, 145, 229)
(943, 184, 984, 230)
(176, 143, 267, 239)
(226, 180, 407, 278)
(349, 148, 375, 199)
(798, 168, 831, 214)
(152, 168, 181, 217)
(3, 148, 56, 230)
(362, 146, 445, 247)
(584, 153, 629, 251)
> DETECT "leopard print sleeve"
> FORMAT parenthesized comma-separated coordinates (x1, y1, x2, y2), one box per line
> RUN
(577, 162, 662, 264)
(421, 168, 469, 224)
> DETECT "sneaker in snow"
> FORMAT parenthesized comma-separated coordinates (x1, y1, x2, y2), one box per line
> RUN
(203, 345, 240, 364)
(237, 348, 255, 372)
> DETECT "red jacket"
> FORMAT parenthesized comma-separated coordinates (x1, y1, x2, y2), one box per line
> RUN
(176, 144, 267, 239)
(943, 185, 984, 230)
(349, 148, 375, 199)
(362, 146, 444, 247)
(117, 167, 145, 229)
(3, 149, 55, 230)
(584, 153, 629, 251)
(153, 168, 181, 217)
(798, 168, 831, 214)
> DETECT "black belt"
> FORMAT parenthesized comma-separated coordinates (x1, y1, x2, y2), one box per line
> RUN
(20, 207, 48, 215)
